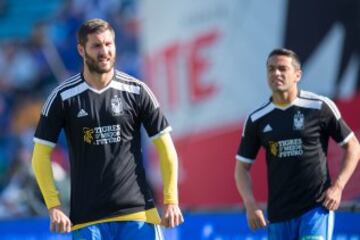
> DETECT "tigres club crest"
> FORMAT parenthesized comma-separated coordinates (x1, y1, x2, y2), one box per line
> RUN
(111, 95, 124, 116)
(293, 110, 304, 130)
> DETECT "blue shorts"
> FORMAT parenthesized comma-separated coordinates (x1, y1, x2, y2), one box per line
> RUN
(268, 206, 334, 240)
(72, 221, 164, 240)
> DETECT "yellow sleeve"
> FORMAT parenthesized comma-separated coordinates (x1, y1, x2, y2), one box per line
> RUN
(152, 133, 179, 204)
(31, 142, 61, 209)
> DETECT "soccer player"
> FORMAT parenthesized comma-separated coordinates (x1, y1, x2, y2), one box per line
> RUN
(234, 48, 360, 239)
(31, 18, 183, 239)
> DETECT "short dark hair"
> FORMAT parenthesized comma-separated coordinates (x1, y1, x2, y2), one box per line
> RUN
(77, 18, 115, 46)
(266, 48, 301, 69)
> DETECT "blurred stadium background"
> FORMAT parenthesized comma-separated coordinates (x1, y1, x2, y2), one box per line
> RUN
(0, 0, 359, 239)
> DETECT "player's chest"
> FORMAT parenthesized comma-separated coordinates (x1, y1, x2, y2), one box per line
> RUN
(257, 108, 320, 143)
(63, 91, 139, 127)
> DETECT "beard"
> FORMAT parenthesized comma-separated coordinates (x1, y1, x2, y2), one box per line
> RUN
(84, 50, 115, 74)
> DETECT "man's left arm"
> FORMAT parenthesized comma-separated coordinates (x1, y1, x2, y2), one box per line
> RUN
(319, 134, 360, 210)
(152, 132, 184, 228)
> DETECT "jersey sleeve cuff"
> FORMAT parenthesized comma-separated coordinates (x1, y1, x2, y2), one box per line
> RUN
(339, 132, 354, 146)
(236, 155, 254, 164)
(149, 126, 172, 140)
(33, 137, 57, 148)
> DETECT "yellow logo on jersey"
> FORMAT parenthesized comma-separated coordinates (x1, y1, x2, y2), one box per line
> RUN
(83, 127, 94, 144)
(269, 141, 278, 156)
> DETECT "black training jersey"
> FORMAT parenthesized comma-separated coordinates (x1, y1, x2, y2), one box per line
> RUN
(236, 90, 353, 222)
(34, 70, 171, 225)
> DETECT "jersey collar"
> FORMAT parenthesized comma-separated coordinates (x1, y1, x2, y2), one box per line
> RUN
(81, 72, 116, 94)
(270, 89, 302, 110)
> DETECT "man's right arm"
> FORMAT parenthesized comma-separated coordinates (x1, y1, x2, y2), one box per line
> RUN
(32, 142, 71, 232)
(234, 160, 268, 230)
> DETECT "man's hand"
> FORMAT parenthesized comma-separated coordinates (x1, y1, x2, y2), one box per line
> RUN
(245, 203, 268, 230)
(160, 204, 184, 228)
(317, 182, 343, 211)
(49, 206, 72, 233)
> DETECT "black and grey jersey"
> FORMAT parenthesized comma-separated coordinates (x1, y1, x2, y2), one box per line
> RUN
(236, 90, 353, 222)
(34, 70, 171, 225)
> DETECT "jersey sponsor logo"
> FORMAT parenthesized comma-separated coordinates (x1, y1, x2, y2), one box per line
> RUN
(83, 127, 94, 144)
(83, 124, 121, 145)
(269, 138, 303, 158)
(263, 124, 273, 133)
(111, 95, 124, 116)
(293, 110, 304, 130)
(77, 109, 88, 118)
(269, 141, 278, 156)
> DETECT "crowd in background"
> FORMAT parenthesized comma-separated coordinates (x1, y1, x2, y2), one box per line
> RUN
(0, 0, 140, 218)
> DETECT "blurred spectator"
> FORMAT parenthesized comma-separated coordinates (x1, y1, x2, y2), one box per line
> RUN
(47, 0, 84, 75)
(111, 1, 141, 77)
(0, 41, 39, 95)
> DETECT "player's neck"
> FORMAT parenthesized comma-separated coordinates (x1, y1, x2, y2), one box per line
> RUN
(272, 88, 298, 106)
(83, 68, 114, 90)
